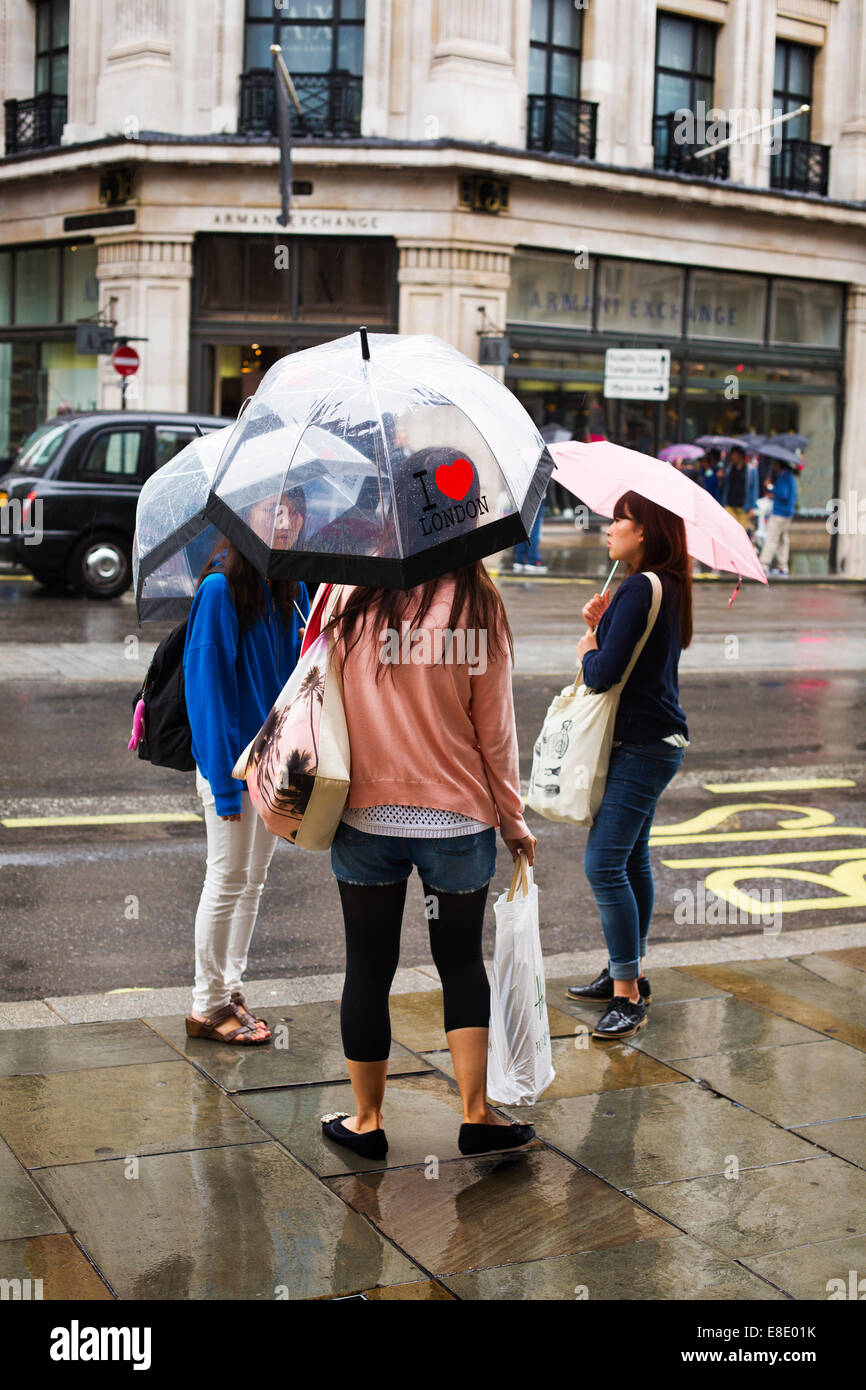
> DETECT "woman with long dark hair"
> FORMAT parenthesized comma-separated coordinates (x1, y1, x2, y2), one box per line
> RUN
(566, 490, 692, 1039)
(317, 552, 538, 1161)
(182, 497, 308, 1045)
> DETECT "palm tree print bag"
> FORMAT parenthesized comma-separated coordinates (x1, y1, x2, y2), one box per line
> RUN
(232, 586, 350, 850)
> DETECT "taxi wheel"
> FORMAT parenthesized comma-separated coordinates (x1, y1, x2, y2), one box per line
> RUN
(68, 535, 132, 601)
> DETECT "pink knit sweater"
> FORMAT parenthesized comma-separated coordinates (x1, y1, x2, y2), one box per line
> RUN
(330, 580, 529, 841)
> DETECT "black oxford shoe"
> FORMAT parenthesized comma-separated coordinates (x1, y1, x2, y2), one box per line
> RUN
(566, 967, 652, 1005)
(591, 995, 647, 1040)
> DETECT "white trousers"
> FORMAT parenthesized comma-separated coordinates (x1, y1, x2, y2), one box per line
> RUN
(192, 769, 278, 1016)
(761, 514, 792, 571)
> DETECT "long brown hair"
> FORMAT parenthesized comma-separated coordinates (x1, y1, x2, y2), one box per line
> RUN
(323, 560, 513, 682)
(613, 490, 693, 648)
(197, 539, 299, 633)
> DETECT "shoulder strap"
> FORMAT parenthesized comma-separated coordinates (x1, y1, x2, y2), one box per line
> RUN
(617, 571, 663, 689)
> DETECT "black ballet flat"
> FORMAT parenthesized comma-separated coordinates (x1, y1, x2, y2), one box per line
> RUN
(458, 1120, 536, 1156)
(320, 1112, 388, 1160)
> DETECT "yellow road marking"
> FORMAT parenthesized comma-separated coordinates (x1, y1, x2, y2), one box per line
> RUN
(653, 803, 836, 836)
(663, 848, 866, 868)
(702, 778, 856, 792)
(0, 574, 33, 582)
(2, 812, 202, 828)
(106, 987, 155, 995)
(651, 827, 866, 845)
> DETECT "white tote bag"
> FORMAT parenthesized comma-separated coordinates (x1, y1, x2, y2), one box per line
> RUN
(526, 571, 662, 828)
(487, 853, 555, 1106)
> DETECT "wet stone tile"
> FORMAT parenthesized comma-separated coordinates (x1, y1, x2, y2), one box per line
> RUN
(37, 1143, 422, 1300)
(499, 1081, 817, 1188)
(792, 1117, 866, 1170)
(681, 960, 866, 1053)
(0, 1234, 113, 1300)
(0, 1136, 64, 1240)
(362, 1280, 455, 1300)
(424, 1034, 683, 1102)
(679, 1040, 866, 1128)
(816, 947, 866, 974)
(328, 1149, 678, 1276)
(443, 1234, 786, 1301)
(144, 1001, 430, 1093)
(388, 990, 575, 1053)
(0, 1020, 178, 1078)
(634, 1154, 866, 1258)
(743, 1233, 866, 1300)
(626, 996, 821, 1061)
(790, 953, 866, 997)
(546, 968, 730, 1016)
(0, 1061, 265, 1168)
(238, 1073, 465, 1177)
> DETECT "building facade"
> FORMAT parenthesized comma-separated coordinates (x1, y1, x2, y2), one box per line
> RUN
(1, 0, 865, 572)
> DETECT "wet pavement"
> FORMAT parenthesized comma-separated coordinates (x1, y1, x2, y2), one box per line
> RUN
(1, 947, 864, 1300)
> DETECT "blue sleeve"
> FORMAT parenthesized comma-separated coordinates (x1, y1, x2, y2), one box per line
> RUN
(183, 575, 243, 816)
(745, 467, 758, 512)
(581, 575, 652, 692)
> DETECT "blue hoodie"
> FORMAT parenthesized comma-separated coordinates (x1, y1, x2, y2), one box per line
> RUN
(183, 572, 309, 815)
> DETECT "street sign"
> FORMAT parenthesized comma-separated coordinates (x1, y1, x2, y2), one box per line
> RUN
(479, 335, 510, 367)
(604, 348, 670, 400)
(75, 323, 115, 356)
(111, 345, 140, 377)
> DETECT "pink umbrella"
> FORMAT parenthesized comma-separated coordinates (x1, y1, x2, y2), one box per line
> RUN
(550, 440, 768, 597)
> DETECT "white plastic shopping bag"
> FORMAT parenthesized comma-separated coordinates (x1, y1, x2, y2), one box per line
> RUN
(487, 853, 555, 1106)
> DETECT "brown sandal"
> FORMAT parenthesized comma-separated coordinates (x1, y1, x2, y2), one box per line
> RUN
(230, 991, 270, 1033)
(185, 1001, 270, 1045)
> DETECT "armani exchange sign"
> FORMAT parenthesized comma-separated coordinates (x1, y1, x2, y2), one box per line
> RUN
(211, 211, 382, 230)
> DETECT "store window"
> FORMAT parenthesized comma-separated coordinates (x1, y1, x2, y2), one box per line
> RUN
(653, 11, 717, 167)
(195, 235, 394, 324)
(687, 271, 766, 343)
(596, 260, 684, 336)
(505, 251, 592, 329)
(14, 250, 59, 325)
(297, 240, 389, 321)
(62, 245, 100, 321)
(770, 279, 842, 348)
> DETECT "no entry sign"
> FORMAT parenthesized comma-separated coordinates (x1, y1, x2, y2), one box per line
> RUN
(111, 345, 140, 377)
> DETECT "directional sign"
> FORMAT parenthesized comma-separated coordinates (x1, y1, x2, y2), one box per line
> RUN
(604, 348, 670, 401)
(111, 345, 140, 377)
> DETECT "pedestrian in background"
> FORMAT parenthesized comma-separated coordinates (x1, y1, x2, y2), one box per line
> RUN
(512, 500, 548, 574)
(761, 459, 798, 576)
(754, 476, 774, 549)
(720, 444, 758, 533)
(319, 559, 537, 1161)
(565, 491, 691, 1039)
(183, 515, 308, 1045)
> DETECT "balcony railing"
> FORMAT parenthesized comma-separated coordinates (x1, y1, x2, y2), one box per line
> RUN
(4, 94, 66, 154)
(653, 112, 730, 180)
(238, 70, 362, 139)
(770, 138, 830, 196)
(527, 94, 598, 160)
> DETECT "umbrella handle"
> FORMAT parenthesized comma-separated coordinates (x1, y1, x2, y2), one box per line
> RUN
(599, 560, 618, 597)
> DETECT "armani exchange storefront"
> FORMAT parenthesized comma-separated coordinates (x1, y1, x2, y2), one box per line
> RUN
(506, 251, 844, 517)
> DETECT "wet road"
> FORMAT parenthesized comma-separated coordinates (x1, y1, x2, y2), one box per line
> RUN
(1, 569, 864, 1001)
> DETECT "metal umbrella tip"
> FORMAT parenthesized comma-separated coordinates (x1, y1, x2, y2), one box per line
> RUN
(359, 326, 370, 361)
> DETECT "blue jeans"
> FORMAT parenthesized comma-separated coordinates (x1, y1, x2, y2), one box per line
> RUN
(330, 822, 497, 894)
(584, 741, 684, 980)
(513, 500, 544, 565)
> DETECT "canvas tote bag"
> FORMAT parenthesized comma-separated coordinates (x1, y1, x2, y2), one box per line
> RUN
(526, 571, 662, 828)
(232, 585, 350, 850)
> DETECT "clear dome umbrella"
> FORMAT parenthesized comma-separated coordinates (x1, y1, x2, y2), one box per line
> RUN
(203, 330, 554, 589)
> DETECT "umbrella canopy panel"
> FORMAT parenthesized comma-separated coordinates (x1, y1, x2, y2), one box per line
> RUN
(204, 333, 553, 588)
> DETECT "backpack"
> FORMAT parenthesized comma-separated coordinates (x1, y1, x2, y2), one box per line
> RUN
(129, 620, 196, 772)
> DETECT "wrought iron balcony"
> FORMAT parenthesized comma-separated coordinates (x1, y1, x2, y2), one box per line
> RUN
(653, 112, 730, 180)
(527, 95, 598, 160)
(238, 69, 362, 139)
(4, 94, 66, 154)
(770, 138, 830, 196)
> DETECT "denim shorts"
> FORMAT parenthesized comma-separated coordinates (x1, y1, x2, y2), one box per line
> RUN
(330, 821, 497, 894)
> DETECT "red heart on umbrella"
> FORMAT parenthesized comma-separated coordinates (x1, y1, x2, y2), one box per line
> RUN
(434, 458, 473, 501)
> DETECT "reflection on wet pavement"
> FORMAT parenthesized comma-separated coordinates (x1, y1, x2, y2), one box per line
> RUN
(0, 956, 863, 1299)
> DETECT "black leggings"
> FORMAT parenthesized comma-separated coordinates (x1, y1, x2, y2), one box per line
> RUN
(337, 879, 491, 1062)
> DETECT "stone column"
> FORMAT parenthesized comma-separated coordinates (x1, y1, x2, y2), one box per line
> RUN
(835, 286, 866, 578)
(95, 0, 176, 138)
(95, 237, 193, 412)
(582, 0, 654, 168)
(833, 0, 866, 200)
(396, 242, 512, 379)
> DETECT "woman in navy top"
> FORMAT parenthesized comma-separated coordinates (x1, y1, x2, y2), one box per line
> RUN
(566, 490, 691, 1040)
(182, 508, 308, 1046)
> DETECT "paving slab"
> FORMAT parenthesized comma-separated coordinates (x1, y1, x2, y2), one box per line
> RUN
(143, 1001, 431, 1093)
(791, 953, 866, 995)
(792, 1117, 866, 1169)
(547, 967, 730, 1011)
(424, 1034, 684, 1102)
(442, 1234, 786, 1301)
(0, 1233, 113, 1300)
(361, 1280, 455, 1300)
(681, 959, 866, 1052)
(500, 1081, 819, 1188)
(815, 946, 866, 974)
(0, 1061, 265, 1168)
(680, 1040, 866, 1128)
(328, 1149, 679, 1276)
(633, 1154, 866, 1259)
(743, 1233, 866, 1301)
(624, 996, 822, 1062)
(0, 1020, 179, 1078)
(0, 1002, 64, 1029)
(238, 1073, 466, 1177)
(0, 1136, 64, 1241)
(388, 988, 575, 1054)
(37, 1143, 423, 1300)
